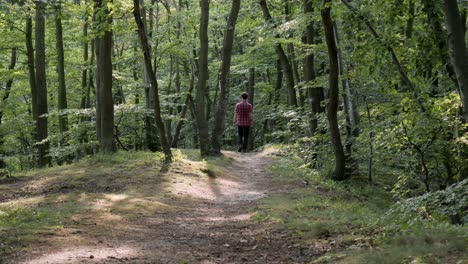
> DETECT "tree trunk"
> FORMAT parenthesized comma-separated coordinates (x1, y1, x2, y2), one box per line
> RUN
(303, 0, 325, 135)
(26, 15, 37, 122)
(259, 0, 297, 107)
(322, 0, 346, 180)
(94, 0, 116, 153)
(274, 60, 282, 103)
(247, 67, 255, 151)
(195, 0, 211, 156)
(0, 47, 17, 125)
(443, 0, 468, 179)
(211, 0, 241, 154)
(0, 46, 17, 168)
(35, 0, 50, 167)
(443, 0, 468, 123)
(55, 3, 68, 135)
(172, 61, 195, 148)
(422, 0, 458, 89)
(139, 0, 160, 151)
(341, 0, 425, 113)
(133, 0, 172, 161)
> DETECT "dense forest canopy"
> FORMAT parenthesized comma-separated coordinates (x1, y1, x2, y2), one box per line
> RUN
(0, 0, 466, 189)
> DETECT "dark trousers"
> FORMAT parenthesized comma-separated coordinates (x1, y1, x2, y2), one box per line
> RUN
(238, 126, 250, 151)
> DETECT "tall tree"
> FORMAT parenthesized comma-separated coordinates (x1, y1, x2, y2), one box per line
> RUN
(442, 0, 468, 179)
(443, 0, 468, 124)
(211, 0, 241, 154)
(302, 0, 324, 135)
(194, 0, 211, 156)
(94, 0, 116, 153)
(55, 2, 68, 136)
(35, 0, 50, 167)
(0, 45, 17, 168)
(259, 0, 298, 107)
(133, 0, 172, 161)
(247, 67, 255, 151)
(322, 0, 346, 180)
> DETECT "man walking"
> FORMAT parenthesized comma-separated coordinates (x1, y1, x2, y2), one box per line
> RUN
(234, 92, 253, 152)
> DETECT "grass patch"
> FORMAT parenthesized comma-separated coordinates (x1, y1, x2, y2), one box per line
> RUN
(257, 154, 467, 263)
(0, 193, 81, 255)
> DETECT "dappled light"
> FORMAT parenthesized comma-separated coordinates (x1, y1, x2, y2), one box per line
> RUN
(23, 245, 140, 264)
(0, 0, 466, 262)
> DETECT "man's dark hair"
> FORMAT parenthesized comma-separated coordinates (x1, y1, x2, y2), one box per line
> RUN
(241, 92, 248, 100)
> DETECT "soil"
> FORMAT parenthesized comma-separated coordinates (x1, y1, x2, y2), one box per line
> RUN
(2, 151, 320, 264)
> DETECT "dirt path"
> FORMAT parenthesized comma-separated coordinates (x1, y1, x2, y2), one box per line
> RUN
(8, 151, 315, 264)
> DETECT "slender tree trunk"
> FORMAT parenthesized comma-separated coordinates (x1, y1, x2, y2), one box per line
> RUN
(35, 0, 50, 167)
(285, 1, 303, 107)
(55, 3, 68, 135)
(0, 46, 17, 168)
(322, 0, 346, 180)
(303, 0, 325, 135)
(335, 23, 360, 175)
(81, 13, 89, 110)
(274, 60, 282, 104)
(211, 0, 241, 154)
(26, 15, 37, 121)
(422, 0, 458, 89)
(195, 0, 211, 156)
(364, 96, 374, 183)
(172, 61, 195, 148)
(342, 0, 425, 113)
(259, 0, 297, 107)
(133, 0, 172, 161)
(0, 47, 17, 125)
(139, 0, 160, 151)
(443, 0, 468, 123)
(247, 67, 255, 151)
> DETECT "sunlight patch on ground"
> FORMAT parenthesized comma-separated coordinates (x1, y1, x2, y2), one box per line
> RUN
(200, 212, 253, 222)
(21, 245, 139, 264)
(166, 171, 265, 202)
(0, 195, 46, 208)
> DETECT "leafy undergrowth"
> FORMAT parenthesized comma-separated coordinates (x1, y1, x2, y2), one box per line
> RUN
(0, 150, 231, 257)
(256, 153, 467, 263)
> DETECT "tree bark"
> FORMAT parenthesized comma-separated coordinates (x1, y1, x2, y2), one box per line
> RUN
(172, 61, 195, 148)
(95, 0, 116, 153)
(35, 0, 50, 167)
(443, 0, 468, 179)
(133, 0, 172, 161)
(422, 0, 458, 89)
(0, 47, 17, 125)
(443, 0, 468, 124)
(322, 0, 346, 180)
(0, 45, 17, 168)
(55, 3, 68, 135)
(211, 0, 241, 154)
(259, 0, 297, 107)
(247, 67, 255, 151)
(303, 0, 325, 135)
(195, 0, 211, 156)
(26, 15, 37, 123)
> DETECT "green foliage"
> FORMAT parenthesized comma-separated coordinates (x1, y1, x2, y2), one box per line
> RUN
(385, 179, 468, 226)
(258, 148, 467, 263)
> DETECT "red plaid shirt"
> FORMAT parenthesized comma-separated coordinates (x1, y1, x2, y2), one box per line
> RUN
(235, 100, 253, 126)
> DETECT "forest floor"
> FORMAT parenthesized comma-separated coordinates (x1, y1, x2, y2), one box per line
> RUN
(0, 149, 320, 263)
